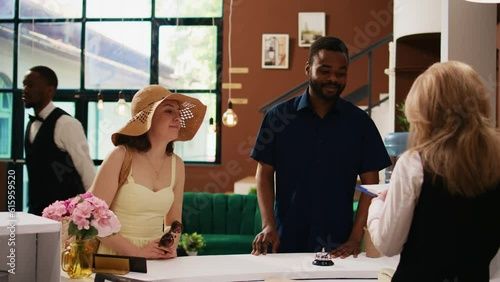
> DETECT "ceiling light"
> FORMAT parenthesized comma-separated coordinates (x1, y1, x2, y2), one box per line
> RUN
(97, 92, 104, 110)
(208, 117, 217, 133)
(222, 101, 238, 127)
(114, 91, 129, 117)
(223, 0, 239, 127)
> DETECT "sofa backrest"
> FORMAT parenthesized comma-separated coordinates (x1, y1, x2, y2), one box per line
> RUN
(182, 192, 262, 235)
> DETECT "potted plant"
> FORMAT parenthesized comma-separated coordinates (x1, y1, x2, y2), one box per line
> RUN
(384, 102, 410, 183)
(180, 232, 206, 256)
(396, 102, 410, 132)
(248, 187, 257, 195)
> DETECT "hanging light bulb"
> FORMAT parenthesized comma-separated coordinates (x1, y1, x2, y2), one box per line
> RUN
(97, 92, 104, 110)
(223, 0, 239, 128)
(208, 117, 217, 133)
(115, 91, 129, 117)
(222, 101, 238, 127)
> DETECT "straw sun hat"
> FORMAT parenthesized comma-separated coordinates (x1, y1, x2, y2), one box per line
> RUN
(111, 85, 207, 145)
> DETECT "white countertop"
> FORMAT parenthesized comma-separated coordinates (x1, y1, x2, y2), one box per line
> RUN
(0, 211, 60, 235)
(62, 253, 399, 282)
(61, 249, 500, 282)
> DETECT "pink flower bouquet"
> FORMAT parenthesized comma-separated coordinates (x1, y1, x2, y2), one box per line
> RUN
(42, 192, 121, 242)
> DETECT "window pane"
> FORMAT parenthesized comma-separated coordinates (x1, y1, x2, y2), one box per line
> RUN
(159, 26, 217, 90)
(0, 92, 12, 158)
(17, 22, 81, 89)
(87, 0, 151, 18)
(87, 101, 131, 159)
(0, 24, 14, 87)
(0, 0, 14, 19)
(85, 22, 151, 89)
(156, 0, 223, 18)
(20, 0, 83, 19)
(174, 93, 216, 162)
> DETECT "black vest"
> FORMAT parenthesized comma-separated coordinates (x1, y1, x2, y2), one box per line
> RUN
(392, 171, 500, 282)
(25, 108, 86, 215)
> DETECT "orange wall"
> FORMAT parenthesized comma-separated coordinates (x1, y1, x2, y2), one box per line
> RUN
(184, 0, 394, 193)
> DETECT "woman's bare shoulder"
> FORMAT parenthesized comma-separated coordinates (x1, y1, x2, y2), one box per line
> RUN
(103, 145, 128, 165)
(173, 153, 185, 172)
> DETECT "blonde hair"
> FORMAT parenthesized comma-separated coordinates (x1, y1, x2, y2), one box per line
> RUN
(405, 61, 500, 197)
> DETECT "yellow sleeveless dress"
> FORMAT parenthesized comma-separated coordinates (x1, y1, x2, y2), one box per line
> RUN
(97, 156, 176, 255)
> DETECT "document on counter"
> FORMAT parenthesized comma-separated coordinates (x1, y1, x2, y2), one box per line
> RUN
(355, 183, 389, 197)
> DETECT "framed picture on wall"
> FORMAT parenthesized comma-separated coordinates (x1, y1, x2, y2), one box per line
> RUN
(298, 12, 325, 47)
(262, 34, 289, 69)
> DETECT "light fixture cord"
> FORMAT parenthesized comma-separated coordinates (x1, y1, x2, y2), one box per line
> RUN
(175, 18, 180, 93)
(228, 0, 233, 104)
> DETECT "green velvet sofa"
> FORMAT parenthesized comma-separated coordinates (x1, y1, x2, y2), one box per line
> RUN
(181, 192, 262, 255)
(181, 192, 360, 256)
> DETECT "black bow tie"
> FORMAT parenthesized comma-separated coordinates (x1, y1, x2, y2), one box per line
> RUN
(29, 115, 44, 122)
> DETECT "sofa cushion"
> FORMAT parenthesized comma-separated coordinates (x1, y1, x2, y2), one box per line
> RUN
(198, 234, 256, 255)
(182, 192, 262, 255)
(183, 192, 262, 235)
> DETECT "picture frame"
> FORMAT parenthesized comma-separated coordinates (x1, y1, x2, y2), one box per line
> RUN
(261, 34, 289, 69)
(298, 12, 326, 47)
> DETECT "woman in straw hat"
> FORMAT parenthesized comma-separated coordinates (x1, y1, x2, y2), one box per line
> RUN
(91, 85, 206, 259)
(367, 61, 500, 281)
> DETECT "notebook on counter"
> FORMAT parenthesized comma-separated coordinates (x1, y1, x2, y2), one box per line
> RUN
(355, 184, 389, 197)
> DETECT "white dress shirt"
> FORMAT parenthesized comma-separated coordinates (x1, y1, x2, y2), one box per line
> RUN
(28, 102, 96, 190)
(367, 150, 500, 280)
(367, 150, 423, 256)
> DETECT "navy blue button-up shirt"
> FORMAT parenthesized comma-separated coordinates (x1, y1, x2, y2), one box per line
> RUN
(251, 90, 391, 252)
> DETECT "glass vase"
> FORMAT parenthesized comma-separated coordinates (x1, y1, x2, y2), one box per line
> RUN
(61, 238, 97, 279)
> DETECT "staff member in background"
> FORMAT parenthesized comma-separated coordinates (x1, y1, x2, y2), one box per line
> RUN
(22, 65, 96, 216)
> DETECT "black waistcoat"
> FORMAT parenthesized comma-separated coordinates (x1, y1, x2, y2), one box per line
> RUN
(25, 108, 86, 215)
(392, 171, 500, 282)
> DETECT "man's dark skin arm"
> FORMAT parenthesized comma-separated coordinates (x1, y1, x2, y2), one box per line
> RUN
(330, 170, 380, 258)
(251, 162, 280, 255)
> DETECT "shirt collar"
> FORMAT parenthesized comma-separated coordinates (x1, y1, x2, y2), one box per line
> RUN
(296, 87, 344, 113)
(38, 102, 55, 119)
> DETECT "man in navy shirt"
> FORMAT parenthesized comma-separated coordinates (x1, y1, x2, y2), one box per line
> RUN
(250, 36, 391, 257)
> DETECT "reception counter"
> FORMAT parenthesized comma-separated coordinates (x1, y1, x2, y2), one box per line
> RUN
(0, 212, 61, 282)
(61, 249, 500, 282)
(62, 253, 400, 282)
(2, 212, 497, 282)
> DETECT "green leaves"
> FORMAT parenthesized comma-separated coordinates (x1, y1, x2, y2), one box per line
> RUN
(180, 232, 206, 252)
(68, 221, 98, 240)
(396, 102, 409, 132)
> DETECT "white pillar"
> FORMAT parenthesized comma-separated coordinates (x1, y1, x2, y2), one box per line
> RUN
(393, 0, 497, 124)
(442, 0, 497, 123)
(390, 0, 442, 133)
(394, 0, 441, 41)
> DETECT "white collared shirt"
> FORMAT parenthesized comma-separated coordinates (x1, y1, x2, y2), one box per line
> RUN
(28, 102, 96, 190)
(367, 150, 423, 256)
